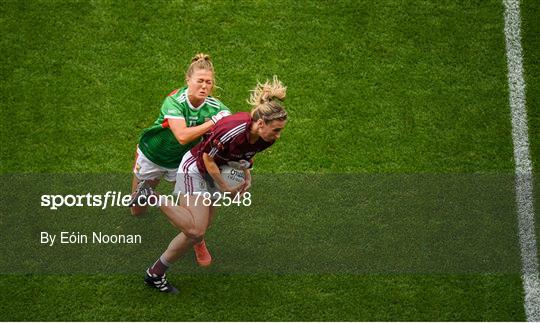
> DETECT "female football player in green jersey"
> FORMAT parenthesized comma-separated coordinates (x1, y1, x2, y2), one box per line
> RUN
(131, 53, 230, 267)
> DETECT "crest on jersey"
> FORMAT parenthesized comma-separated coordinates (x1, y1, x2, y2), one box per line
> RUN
(212, 139, 224, 150)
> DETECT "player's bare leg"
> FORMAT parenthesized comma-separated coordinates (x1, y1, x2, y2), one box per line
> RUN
(160, 202, 211, 262)
(162, 232, 196, 263)
(160, 195, 214, 267)
(145, 199, 211, 293)
(159, 194, 207, 233)
(193, 206, 215, 267)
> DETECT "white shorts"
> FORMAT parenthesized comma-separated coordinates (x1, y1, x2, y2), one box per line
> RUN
(133, 147, 177, 182)
(173, 151, 219, 196)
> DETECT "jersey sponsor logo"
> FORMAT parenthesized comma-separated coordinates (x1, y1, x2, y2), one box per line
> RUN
(230, 152, 255, 159)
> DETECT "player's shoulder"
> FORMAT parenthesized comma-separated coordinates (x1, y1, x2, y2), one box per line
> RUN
(215, 112, 250, 134)
(166, 87, 188, 105)
(161, 88, 188, 117)
(205, 95, 227, 109)
(222, 111, 251, 124)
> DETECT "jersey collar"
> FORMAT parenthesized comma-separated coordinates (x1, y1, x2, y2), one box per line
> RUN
(186, 88, 205, 110)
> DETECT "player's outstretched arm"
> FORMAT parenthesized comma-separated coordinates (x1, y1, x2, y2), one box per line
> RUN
(168, 118, 214, 145)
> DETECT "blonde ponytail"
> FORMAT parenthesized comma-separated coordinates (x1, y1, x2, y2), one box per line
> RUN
(249, 76, 287, 123)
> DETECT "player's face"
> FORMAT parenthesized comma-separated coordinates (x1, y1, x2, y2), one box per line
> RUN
(186, 69, 214, 101)
(258, 119, 287, 142)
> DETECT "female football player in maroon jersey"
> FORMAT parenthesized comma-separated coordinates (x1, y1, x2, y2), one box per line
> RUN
(139, 76, 288, 293)
(130, 53, 231, 268)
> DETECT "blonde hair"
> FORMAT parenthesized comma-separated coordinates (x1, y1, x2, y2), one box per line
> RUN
(185, 53, 216, 92)
(249, 76, 287, 123)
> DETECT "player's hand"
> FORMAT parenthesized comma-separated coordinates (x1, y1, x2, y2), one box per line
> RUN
(239, 178, 251, 194)
(211, 111, 231, 124)
(227, 160, 251, 170)
(238, 160, 251, 170)
(218, 182, 243, 195)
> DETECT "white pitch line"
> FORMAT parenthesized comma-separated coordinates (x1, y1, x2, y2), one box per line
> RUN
(503, 0, 540, 320)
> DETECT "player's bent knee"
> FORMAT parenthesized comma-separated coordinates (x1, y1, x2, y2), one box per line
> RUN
(184, 227, 206, 241)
